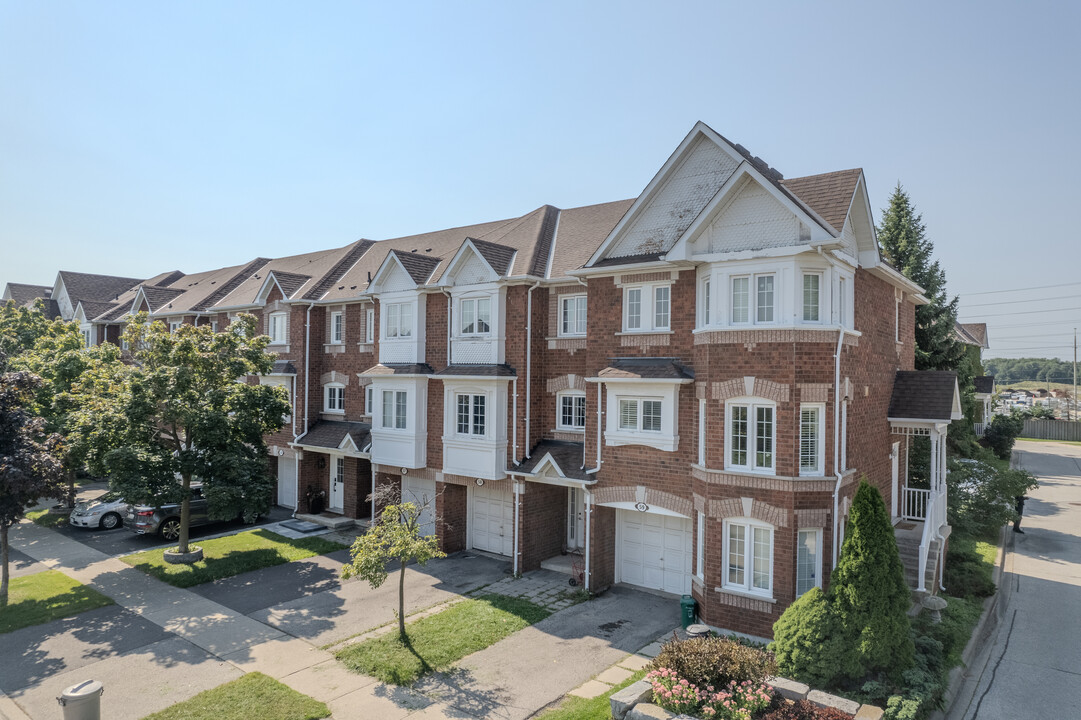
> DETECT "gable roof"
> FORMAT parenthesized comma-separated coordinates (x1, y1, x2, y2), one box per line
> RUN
(211, 243, 358, 309)
(514, 440, 588, 481)
(594, 358, 694, 381)
(3, 283, 51, 306)
(888, 371, 963, 422)
(959, 323, 989, 349)
(294, 420, 372, 454)
(392, 249, 443, 285)
(467, 238, 517, 276)
(58, 271, 144, 305)
(139, 285, 187, 312)
(780, 169, 863, 234)
(974, 376, 995, 395)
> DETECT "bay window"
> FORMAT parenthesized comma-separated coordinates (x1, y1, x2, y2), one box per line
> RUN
(382, 390, 408, 429)
(455, 393, 486, 436)
(460, 297, 491, 335)
(726, 400, 775, 473)
(384, 302, 413, 338)
(723, 519, 773, 596)
(802, 274, 821, 322)
(730, 274, 775, 325)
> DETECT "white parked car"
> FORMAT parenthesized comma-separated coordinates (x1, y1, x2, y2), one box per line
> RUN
(69, 491, 128, 530)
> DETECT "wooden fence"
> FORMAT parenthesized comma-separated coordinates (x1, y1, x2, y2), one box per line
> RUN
(1022, 419, 1081, 442)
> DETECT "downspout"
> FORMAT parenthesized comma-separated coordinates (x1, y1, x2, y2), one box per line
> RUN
(293, 303, 314, 518)
(832, 326, 845, 569)
(440, 288, 452, 368)
(513, 481, 521, 576)
(584, 491, 592, 589)
(525, 281, 541, 458)
(584, 381, 604, 474)
(511, 377, 519, 465)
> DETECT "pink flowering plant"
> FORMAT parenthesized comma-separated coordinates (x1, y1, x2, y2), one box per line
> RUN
(699, 679, 774, 720)
(646, 667, 704, 715)
(647, 668, 774, 719)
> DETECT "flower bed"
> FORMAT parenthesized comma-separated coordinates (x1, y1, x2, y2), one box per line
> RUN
(646, 668, 772, 719)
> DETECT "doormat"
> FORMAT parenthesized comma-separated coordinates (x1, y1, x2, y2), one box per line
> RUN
(280, 519, 325, 533)
(895, 522, 917, 531)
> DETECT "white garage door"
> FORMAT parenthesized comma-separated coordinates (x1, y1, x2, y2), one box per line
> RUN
(471, 484, 513, 556)
(619, 511, 692, 595)
(277, 456, 297, 508)
(402, 476, 436, 537)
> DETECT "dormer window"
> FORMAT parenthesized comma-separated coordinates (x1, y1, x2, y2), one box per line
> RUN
(330, 311, 344, 344)
(560, 295, 587, 336)
(460, 297, 491, 335)
(384, 302, 413, 338)
(623, 284, 671, 333)
(268, 312, 288, 344)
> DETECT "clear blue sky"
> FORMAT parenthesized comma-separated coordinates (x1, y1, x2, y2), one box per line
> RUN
(2, 1, 1079, 361)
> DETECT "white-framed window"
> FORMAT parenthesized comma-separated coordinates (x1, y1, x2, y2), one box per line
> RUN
(726, 400, 775, 473)
(731, 274, 776, 325)
(330, 311, 344, 344)
(560, 295, 587, 336)
(382, 390, 407, 429)
(169, 320, 182, 334)
(268, 312, 288, 344)
(837, 276, 848, 328)
(799, 403, 825, 476)
(895, 296, 901, 343)
(696, 512, 705, 581)
(365, 307, 375, 343)
(365, 386, 373, 416)
(618, 397, 663, 433)
(324, 384, 345, 413)
(460, 297, 491, 336)
(802, 273, 821, 323)
(701, 277, 711, 326)
(557, 391, 587, 430)
(698, 399, 706, 465)
(723, 519, 773, 597)
(384, 302, 413, 338)
(796, 528, 822, 597)
(332, 455, 345, 489)
(211, 320, 219, 333)
(82, 329, 92, 348)
(622, 283, 672, 333)
(455, 393, 486, 436)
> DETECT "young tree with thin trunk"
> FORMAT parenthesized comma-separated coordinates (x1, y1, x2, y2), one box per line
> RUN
(341, 488, 445, 639)
(0, 351, 65, 605)
(74, 313, 289, 557)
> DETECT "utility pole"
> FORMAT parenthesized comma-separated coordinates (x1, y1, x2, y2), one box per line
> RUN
(1074, 328, 1077, 422)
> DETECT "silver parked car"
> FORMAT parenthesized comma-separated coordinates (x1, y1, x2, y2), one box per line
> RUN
(69, 491, 129, 530)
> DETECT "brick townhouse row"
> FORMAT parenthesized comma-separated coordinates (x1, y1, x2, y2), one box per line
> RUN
(4, 122, 961, 638)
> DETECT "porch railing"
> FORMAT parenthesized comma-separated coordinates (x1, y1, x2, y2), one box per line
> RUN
(902, 486, 930, 521)
(973, 422, 986, 437)
(916, 487, 948, 593)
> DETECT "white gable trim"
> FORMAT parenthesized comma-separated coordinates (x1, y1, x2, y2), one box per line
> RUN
(586, 122, 742, 267)
(369, 252, 420, 293)
(339, 434, 360, 453)
(253, 272, 292, 306)
(442, 239, 501, 286)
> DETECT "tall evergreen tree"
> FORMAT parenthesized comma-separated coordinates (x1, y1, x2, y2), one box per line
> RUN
(878, 184, 964, 371)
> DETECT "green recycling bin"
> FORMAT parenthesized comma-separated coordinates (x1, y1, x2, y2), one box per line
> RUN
(680, 595, 697, 629)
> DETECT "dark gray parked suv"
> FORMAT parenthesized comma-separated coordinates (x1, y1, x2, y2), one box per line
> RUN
(124, 485, 211, 541)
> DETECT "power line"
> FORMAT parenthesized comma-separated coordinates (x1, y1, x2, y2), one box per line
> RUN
(961, 292, 1081, 309)
(960, 305, 1081, 318)
(959, 280, 1081, 297)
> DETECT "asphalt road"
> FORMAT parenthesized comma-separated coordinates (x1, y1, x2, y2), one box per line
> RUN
(948, 440, 1081, 720)
(47, 482, 295, 557)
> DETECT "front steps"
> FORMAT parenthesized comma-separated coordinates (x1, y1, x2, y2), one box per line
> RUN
(895, 521, 945, 596)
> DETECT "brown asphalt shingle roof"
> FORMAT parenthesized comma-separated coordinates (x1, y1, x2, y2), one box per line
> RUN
(515, 440, 587, 480)
(974, 376, 995, 394)
(597, 358, 694, 380)
(467, 238, 517, 276)
(269, 271, 312, 298)
(4, 283, 51, 306)
(297, 420, 371, 452)
(548, 200, 635, 278)
(212, 244, 358, 309)
(888, 371, 959, 421)
(140, 285, 187, 312)
(960, 323, 988, 348)
(433, 364, 517, 378)
(391, 250, 443, 286)
(360, 363, 434, 376)
(780, 169, 862, 233)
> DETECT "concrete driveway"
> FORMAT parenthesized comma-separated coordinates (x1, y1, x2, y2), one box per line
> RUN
(414, 584, 679, 720)
(948, 441, 1081, 720)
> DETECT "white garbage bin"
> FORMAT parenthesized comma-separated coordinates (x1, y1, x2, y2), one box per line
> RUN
(57, 680, 103, 720)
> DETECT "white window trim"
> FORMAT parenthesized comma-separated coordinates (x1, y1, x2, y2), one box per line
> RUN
(268, 312, 288, 345)
(558, 294, 588, 337)
(556, 390, 587, 431)
(700, 276, 711, 327)
(365, 308, 375, 344)
(722, 518, 774, 598)
(621, 282, 674, 333)
(364, 386, 373, 416)
(603, 381, 682, 452)
(458, 296, 492, 337)
(724, 398, 777, 474)
(454, 392, 488, 437)
(730, 273, 777, 326)
(698, 398, 707, 466)
(169, 320, 182, 334)
(330, 311, 344, 344)
(383, 301, 414, 340)
(799, 403, 826, 477)
(324, 383, 345, 414)
(617, 397, 663, 433)
(801, 272, 823, 324)
(796, 528, 823, 597)
(895, 296, 902, 344)
(382, 389, 409, 430)
(696, 512, 706, 581)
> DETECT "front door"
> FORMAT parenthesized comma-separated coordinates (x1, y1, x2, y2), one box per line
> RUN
(277, 456, 297, 508)
(329, 456, 345, 512)
(567, 487, 585, 550)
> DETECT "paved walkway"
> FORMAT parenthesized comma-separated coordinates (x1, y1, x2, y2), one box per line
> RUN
(481, 569, 580, 613)
(946, 441, 1081, 720)
(1, 521, 676, 720)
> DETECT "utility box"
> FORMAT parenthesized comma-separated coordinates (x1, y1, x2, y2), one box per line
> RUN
(57, 680, 103, 720)
(680, 594, 697, 629)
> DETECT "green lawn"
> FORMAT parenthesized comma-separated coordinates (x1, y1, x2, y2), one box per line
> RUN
(140, 672, 329, 720)
(121, 529, 346, 588)
(0, 570, 114, 634)
(26, 508, 70, 529)
(537, 669, 648, 720)
(1017, 437, 1081, 446)
(336, 593, 551, 685)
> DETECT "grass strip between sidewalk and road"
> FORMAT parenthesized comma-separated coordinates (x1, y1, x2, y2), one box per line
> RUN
(0, 570, 114, 634)
(336, 593, 551, 685)
(25, 508, 69, 529)
(140, 672, 329, 720)
(120, 528, 346, 588)
(537, 669, 648, 720)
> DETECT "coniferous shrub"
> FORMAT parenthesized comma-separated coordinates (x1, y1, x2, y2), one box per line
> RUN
(769, 587, 852, 687)
(829, 480, 914, 681)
